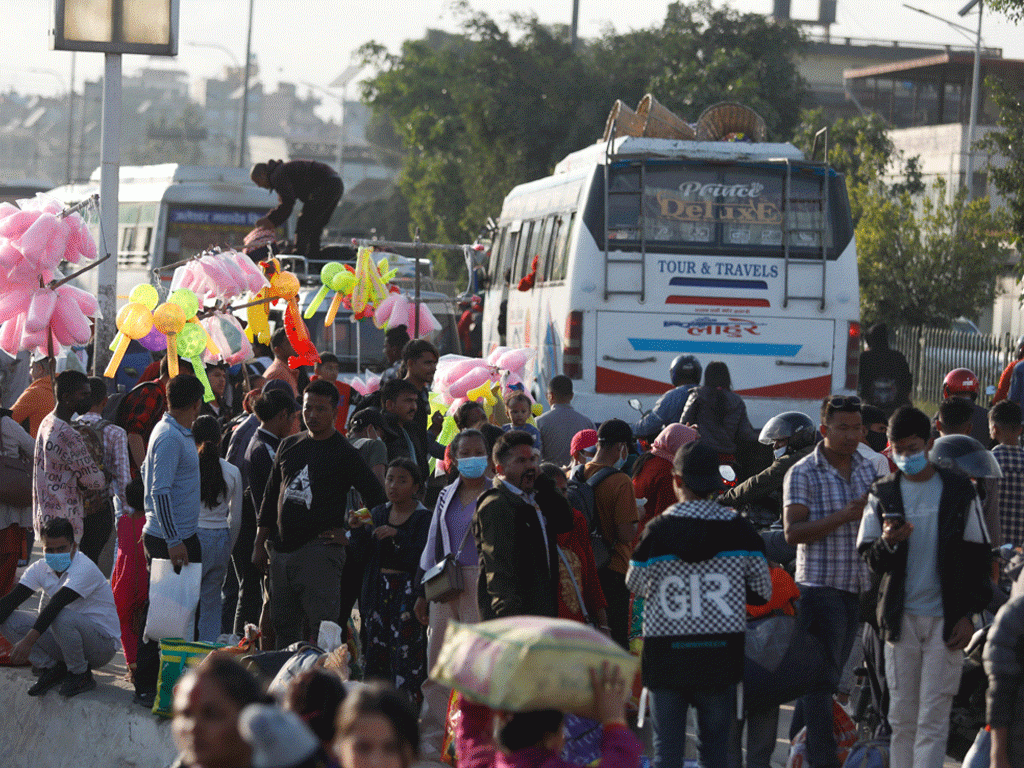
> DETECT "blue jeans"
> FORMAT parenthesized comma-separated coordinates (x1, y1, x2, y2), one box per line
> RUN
(791, 586, 861, 768)
(650, 684, 738, 768)
(196, 528, 232, 642)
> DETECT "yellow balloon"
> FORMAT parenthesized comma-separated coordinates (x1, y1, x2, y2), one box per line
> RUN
(116, 302, 154, 340)
(153, 302, 186, 335)
(467, 381, 498, 408)
(129, 284, 159, 311)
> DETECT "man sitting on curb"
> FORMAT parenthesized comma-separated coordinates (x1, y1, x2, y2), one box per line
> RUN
(0, 516, 120, 697)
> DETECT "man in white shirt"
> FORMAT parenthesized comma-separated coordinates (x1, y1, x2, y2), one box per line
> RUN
(0, 516, 120, 697)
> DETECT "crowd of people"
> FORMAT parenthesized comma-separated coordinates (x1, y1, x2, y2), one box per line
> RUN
(2, 319, 1024, 768)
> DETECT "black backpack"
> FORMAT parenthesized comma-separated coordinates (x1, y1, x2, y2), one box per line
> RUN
(566, 464, 621, 570)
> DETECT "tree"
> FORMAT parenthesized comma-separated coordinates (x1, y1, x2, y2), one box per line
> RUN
(978, 78, 1024, 256)
(856, 179, 1006, 327)
(792, 109, 922, 225)
(988, 0, 1024, 22)
(359, 1, 809, 269)
(647, 0, 806, 139)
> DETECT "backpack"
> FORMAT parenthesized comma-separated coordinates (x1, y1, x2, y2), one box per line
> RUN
(566, 464, 620, 570)
(72, 419, 113, 516)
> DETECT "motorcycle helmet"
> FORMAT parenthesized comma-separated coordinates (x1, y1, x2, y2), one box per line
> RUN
(942, 368, 979, 400)
(670, 354, 702, 387)
(759, 411, 817, 451)
(928, 434, 1003, 478)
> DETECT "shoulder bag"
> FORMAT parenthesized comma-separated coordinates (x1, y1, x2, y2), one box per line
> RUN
(422, 504, 474, 603)
(0, 419, 32, 508)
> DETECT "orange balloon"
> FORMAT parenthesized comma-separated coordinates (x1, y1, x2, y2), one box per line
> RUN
(272, 271, 300, 298)
(153, 302, 186, 335)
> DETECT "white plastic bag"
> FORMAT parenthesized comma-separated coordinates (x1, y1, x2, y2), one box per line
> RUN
(143, 559, 202, 642)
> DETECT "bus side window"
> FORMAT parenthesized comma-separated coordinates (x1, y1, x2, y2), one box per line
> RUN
(511, 220, 535, 283)
(543, 216, 562, 282)
(548, 211, 574, 281)
(491, 226, 510, 279)
(534, 217, 553, 283)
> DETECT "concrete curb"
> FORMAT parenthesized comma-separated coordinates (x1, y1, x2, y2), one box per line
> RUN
(0, 655, 176, 768)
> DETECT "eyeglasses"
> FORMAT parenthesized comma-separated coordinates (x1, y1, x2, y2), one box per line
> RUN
(826, 395, 861, 408)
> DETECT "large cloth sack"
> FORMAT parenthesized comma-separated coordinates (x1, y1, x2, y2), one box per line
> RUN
(744, 612, 826, 710)
(143, 559, 202, 642)
(431, 616, 638, 717)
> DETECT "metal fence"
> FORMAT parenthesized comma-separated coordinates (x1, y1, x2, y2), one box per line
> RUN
(891, 325, 1016, 403)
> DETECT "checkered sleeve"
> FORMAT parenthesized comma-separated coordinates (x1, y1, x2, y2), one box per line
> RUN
(783, 457, 812, 510)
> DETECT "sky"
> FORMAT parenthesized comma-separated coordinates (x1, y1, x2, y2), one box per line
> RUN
(2, 0, 1023, 123)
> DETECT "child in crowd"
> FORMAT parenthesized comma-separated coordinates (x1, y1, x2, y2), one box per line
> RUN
(502, 392, 543, 454)
(350, 458, 431, 707)
(334, 681, 420, 768)
(111, 477, 148, 679)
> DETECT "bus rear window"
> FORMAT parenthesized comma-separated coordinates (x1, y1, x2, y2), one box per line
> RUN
(596, 161, 845, 256)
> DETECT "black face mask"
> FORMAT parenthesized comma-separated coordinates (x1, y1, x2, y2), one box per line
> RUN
(866, 430, 888, 453)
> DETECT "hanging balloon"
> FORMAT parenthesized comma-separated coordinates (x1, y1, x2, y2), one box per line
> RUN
(138, 325, 167, 352)
(153, 302, 186, 377)
(177, 323, 213, 401)
(304, 262, 344, 319)
(129, 283, 159, 311)
(104, 302, 154, 378)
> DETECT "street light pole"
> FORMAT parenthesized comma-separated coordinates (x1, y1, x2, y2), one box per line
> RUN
(959, 0, 983, 200)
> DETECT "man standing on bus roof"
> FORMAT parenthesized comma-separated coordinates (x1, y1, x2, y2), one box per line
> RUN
(251, 159, 343, 260)
(632, 355, 702, 441)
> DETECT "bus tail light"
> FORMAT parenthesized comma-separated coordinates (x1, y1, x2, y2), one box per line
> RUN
(845, 321, 861, 391)
(564, 311, 583, 379)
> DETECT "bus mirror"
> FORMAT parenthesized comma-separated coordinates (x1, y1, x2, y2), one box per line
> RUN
(628, 398, 642, 412)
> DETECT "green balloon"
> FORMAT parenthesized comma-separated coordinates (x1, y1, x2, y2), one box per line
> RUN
(176, 322, 207, 358)
(320, 262, 344, 284)
(169, 288, 199, 319)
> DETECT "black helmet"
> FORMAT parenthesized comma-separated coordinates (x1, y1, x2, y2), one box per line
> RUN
(928, 434, 1003, 478)
(759, 411, 816, 450)
(670, 354, 702, 386)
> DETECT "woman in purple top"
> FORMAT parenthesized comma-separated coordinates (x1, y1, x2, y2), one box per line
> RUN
(416, 428, 492, 757)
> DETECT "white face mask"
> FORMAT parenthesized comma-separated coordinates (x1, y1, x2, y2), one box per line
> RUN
(773, 446, 787, 460)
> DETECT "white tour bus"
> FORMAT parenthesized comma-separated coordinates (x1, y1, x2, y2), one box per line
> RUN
(481, 122, 860, 428)
(47, 164, 272, 304)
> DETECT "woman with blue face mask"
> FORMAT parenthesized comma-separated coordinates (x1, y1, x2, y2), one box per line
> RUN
(415, 428, 491, 757)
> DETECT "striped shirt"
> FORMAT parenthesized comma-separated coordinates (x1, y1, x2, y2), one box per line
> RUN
(784, 443, 875, 593)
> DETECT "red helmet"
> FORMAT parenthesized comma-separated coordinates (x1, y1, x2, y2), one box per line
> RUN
(942, 368, 979, 400)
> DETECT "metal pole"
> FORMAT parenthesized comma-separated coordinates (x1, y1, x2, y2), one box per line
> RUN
(337, 87, 344, 175)
(95, 53, 121, 377)
(570, 0, 579, 49)
(965, 1, 983, 200)
(238, 0, 255, 168)
(414, 227, 421, 338)
(66, 53, 76, 184)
